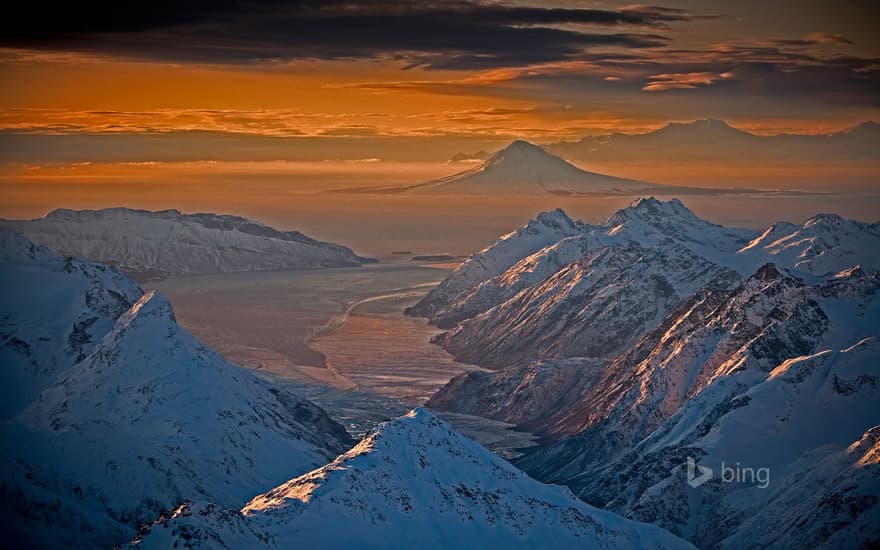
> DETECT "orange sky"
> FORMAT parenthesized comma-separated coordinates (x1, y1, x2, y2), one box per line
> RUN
(0, 1, 877, 194)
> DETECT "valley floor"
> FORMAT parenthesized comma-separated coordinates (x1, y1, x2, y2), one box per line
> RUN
(147, 263, 537, 449)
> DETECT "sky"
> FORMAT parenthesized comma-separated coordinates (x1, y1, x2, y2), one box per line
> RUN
(1, 0, 878, 164)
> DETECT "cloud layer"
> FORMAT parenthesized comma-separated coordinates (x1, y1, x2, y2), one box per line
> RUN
(1, 1, 712, 68)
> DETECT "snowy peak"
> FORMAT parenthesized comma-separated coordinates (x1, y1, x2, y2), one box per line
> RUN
(412, 140, 657, 195)
(492, 139, 550, 157)
(131, 409, 693, 549)
(737, 210, 880, 275)
(609, 196, 698, 223)
(1, 231, 353, 548)
(406, 208, 587, 318)
(0, 228, 143, 419)
(531, 208, 582, 233)
(605, 196, 757, 255)
(459, 139, 598, 187)
(242, 408, 523, 513)
(483, 139, 573, 171)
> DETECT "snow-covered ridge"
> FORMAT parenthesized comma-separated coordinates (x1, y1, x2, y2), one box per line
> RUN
(510, 264, 879, 548)
(0, 227, 143, 419)
(1, 207, 372, 280)
(436, 242, 741, 367)
(129, 409, 693, 550)
(406, 207, 587, 318)
(0, 231, 352, 549)
(412, 197, 879, 332)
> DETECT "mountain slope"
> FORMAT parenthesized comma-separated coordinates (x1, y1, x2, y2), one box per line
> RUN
(410, 140, 660, 196)
(544, 337, 880, 549)
(437, 243, 740, 367)
(418, 198, 877, 353)
(512, 265, 879, 547)
(0, 233, 352, 549)
(0, 228, 143, 418)
(415, 197, 757, 328)
(407, 208, 587, 318)
(1, 208, 370, 280)
(129, 409, 693, 550)
(737, 213, 880, 275)
(425, 198, 879, 445)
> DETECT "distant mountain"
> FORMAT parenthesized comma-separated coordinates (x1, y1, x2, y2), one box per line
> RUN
(128, 409, 693, 550)
(449, 149, 490, 162)
(409, 140, 662, 196)
(0, 230, 352, 549)
(0, 208, 371, 280)
(547, 119, 880, 164)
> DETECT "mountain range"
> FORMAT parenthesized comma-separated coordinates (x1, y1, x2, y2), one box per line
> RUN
(543, 119, 879, 164)
(0, 228, 694, 549)
(411, 197, 880, 548)
(0, 208, 372, 280)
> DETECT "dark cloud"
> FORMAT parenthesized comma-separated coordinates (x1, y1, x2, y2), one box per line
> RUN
(484, 41, 880, 107)
(773, 32, 856, 47)
(0, 0, 708, 69)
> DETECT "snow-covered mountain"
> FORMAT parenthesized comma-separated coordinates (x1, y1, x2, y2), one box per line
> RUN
(410, 198, 758, 328)
(408, 140, 661, 196)
(0, 228, 143, 418)
(0, 208, 371, 280)
(737, 213, 880, 275)
(419, 196, 879, 399)
(547, 119, 880, 165)
(406, 208, 587, 319)
(128, 409, 693, 550)
(430, 197, 880, 367)
(414, 198, 879, 340)
(436, 243, 740, 367)
(419, 198, 879, 547)
(0, 232, 352, 549)
(511, 264, 879, 547)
